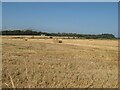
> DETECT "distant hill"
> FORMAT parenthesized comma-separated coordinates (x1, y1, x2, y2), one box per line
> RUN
(1, 30, 116, 39)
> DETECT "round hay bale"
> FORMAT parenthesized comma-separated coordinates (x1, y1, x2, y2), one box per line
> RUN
(49, 36, 53, 39)
(25, 38, 28, 41)
(53, 38, 62, 43)
(58, 39, 62, 43)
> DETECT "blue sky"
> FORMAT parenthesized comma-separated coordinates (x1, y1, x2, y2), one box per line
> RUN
(0, 2, 2, 30)
(2, 2, 118, 36)
(2, 0, 120, 2)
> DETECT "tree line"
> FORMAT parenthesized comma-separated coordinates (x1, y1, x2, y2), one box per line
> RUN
(1, 30, 117, 39)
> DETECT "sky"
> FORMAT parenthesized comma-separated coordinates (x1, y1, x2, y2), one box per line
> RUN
(2, 0, 120, 2)
(0, 2, 2, 30)
(2, 2, 118, 36)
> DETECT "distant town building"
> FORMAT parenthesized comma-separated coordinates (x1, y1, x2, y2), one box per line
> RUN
(41, 34, 45, 36)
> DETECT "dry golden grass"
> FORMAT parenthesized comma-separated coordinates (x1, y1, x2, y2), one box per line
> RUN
(2, 36, 118, 88)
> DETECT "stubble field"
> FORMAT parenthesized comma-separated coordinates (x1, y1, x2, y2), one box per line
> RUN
(2, 36, 118, 88)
